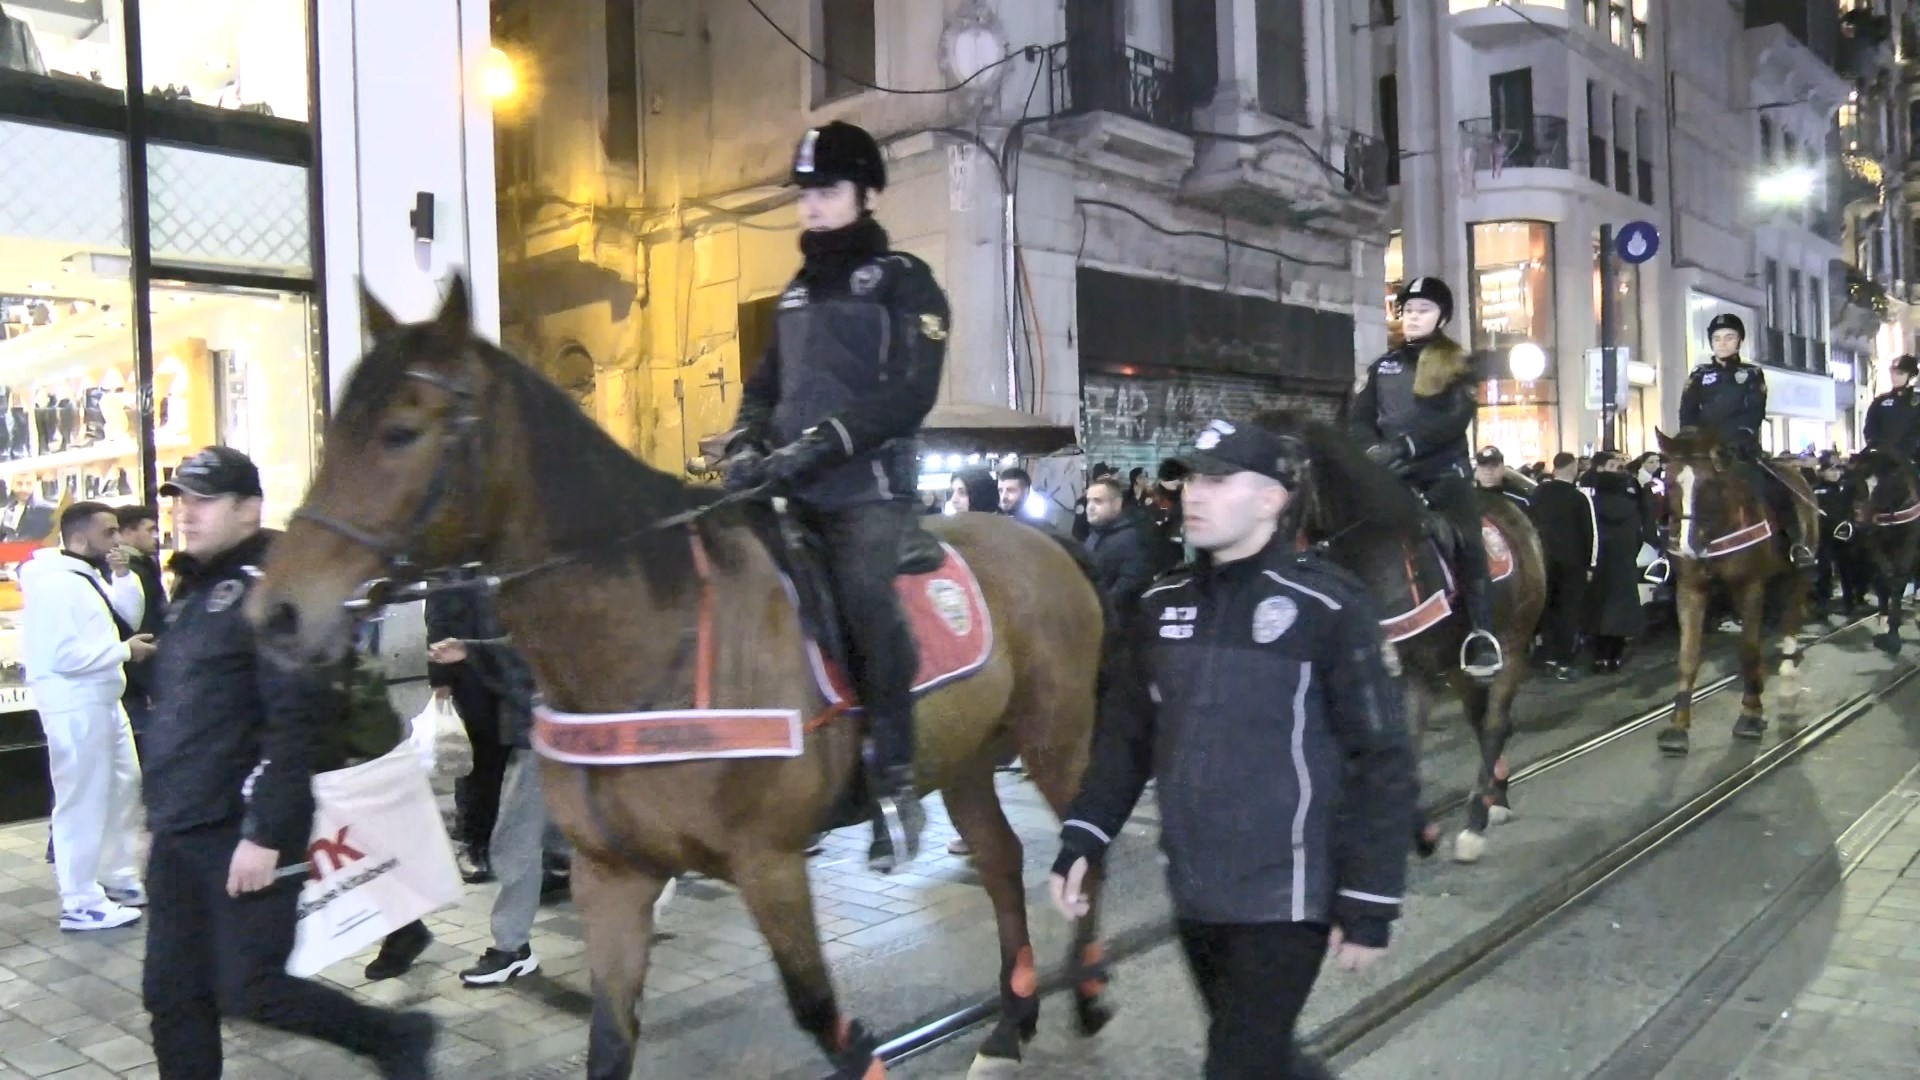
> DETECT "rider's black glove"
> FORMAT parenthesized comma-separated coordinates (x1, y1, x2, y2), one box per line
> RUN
(1365, 436, 1413, 468)
(721, 448, 768, 492)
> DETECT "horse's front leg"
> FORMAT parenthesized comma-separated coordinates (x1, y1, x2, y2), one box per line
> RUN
(1732, 580, 1769, 740)
(574, 853, 670, 1080)
(733, 851, 879, 1079)
(1660, 574, 1709, 755)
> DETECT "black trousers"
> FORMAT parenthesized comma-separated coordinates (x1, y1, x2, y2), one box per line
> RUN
(1541, 561, 1588, 665)
(448, 678, 512, 854)
(143, 825, 403, 1078)
(1176, 920, 1333, 1080)
(797, 500, 919, 772)
(1418, 473, 1490, 581)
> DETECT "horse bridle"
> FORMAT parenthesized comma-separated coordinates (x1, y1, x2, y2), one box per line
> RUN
(291, 367, 492, 612)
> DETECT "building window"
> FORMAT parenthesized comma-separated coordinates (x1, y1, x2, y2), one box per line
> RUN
(1468, 221, 1556, 356)
(1385, 230, 1404, 326)
(815, 0, 876, 105)
(1761, 117, 1774, 163)
(1612, 94, 1631, 195)
(604, 0, 638, 164)
(139, 0, 310, 124)
(1255, 0, 1308, 122)
(1380, 75, 1400, 186)
(1810, 277, 1826, 347)
(1634, 106, 1654, 205)
(1587, 82, 1607, 186)
(0, 2, 128, 118)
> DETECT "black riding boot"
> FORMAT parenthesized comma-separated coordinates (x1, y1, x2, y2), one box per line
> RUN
(865, 723, 925, 874)
(1765, 474, 1816, 568)
(1460, 573, 1504, 679)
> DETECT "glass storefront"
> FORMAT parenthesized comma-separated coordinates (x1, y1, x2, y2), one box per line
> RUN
(1475, 379, 1558, 466)
(0, 2, 320, 706)
(1468, 221, 1556, 355)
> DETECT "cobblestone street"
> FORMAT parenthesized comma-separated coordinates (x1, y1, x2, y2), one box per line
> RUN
(0, 774, 1067, 1079)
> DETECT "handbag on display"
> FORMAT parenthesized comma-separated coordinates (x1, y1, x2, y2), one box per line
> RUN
(81, 388, 106, 445)
(33, 395, 54, 455)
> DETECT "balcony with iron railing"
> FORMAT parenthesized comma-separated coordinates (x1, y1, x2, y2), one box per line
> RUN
(1459, 115, 1571, 172)
(1041, 41, 1192, 171)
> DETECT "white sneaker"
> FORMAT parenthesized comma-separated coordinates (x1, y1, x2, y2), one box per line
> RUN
(60, 901, 141, 932)
(105, 884, 147, 907)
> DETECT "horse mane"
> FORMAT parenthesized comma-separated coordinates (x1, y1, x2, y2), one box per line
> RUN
(335, 324, 715, 595)
(1659, 426, 1722, 461)
(1248, 410, 1424, 544)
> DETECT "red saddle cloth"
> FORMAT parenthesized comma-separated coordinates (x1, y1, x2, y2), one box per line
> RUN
(1379, 516, 1515, 644)
(801, 543, 994, 708)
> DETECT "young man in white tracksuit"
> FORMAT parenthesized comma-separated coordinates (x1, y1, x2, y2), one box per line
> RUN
(21, 501, 156, 930)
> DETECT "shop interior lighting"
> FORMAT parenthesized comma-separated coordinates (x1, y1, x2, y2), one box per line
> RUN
(1021, 491, 1048, 519)
(1508, 342, 1547, 381)
(1755, 167, 1817, 206)
(481, 47, 520, 104)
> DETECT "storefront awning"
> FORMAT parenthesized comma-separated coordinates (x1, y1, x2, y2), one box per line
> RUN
(918, 404, 1078, 455)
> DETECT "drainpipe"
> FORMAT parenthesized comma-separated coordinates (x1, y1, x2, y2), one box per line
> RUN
(1005, 187, 1019, 410)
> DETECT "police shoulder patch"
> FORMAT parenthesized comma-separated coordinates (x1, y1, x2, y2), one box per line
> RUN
(850, 263, 884, 296)
(206, 578, 246, 614)
(919, 313, 948, 341)
(1252, 595, 1298, 644)
(1734, 370, 1749, 384)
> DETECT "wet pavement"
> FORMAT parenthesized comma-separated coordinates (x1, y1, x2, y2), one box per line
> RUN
(1, 620, 1916, 1078)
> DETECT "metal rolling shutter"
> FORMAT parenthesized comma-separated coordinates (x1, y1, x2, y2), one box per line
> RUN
(1079, 369, 1343, 477)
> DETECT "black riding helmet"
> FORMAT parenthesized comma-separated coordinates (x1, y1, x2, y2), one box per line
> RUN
(790, 121, 888, 192)
(1396, 276, 1455, 326)
(1707, 313, 1746, 342)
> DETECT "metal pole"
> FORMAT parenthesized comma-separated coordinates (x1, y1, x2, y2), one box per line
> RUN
(1599, 223, 1619, 453)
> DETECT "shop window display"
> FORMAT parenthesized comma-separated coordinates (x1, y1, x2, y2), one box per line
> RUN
(1468, 221, 1556, 356)
(0, 0, 126, 97)
(138, 0, 307, 122)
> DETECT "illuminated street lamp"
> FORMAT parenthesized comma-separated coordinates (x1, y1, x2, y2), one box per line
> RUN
(1509, 342, 1547, 381)
(481, 47, 520, 105)
(1755, 166, 1817, 206)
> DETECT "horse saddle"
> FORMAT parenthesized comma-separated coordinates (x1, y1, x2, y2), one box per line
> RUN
(1379, 511, 1515, 644)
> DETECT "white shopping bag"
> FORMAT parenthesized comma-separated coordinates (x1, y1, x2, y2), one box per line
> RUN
(286, 744, 464, 977)
(407, 696, 452, 775)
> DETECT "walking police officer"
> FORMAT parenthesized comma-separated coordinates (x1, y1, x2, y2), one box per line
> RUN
(722, 121, 949, 872)
(1049, 418, 1417, 1079)
(1864, 354, 1920, 463)
(1678, 313, 1815, 566)
(1350, 276, 1505, 677)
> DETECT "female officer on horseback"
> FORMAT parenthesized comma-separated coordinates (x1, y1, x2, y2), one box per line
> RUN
(721, 121, 950, 872)
(1349, 276, 1504, 679)
(1678, 313, 1816, 568)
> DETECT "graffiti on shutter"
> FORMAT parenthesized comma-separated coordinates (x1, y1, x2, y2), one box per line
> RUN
(1079, 370, 1342, 476)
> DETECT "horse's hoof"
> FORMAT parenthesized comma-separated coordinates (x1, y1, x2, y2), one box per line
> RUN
(1487, 804, 1514, 827)
(1732, 714, 1767, 740)
(975, 1021, 1026, 1069)
(1414, 822, 1441, 859)
(968, 1052, 1020, 1077)
(1657, 727, 1690, 756)
(1074, 994, 1114, 1038)
(1453, 829, 1487, 863)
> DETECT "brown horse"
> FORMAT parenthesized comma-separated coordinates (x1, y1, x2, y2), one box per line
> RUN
(246, 281, 1114, 1078)
(1653, 428, 1814, 754)
(1840, 447, 1920, 655)
(1254, 413, 1547, 864)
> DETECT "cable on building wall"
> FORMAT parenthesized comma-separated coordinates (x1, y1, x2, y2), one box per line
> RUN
(1075, 199, 1350, 270)
(744, 0, 1024, 95)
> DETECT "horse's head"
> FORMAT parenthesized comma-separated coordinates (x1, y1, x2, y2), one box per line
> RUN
(250, 276, 513, 665)
(1845, 447, 1916, 525)
(1655, 427, 1746, 558)
(1249, 409, 1424, 577)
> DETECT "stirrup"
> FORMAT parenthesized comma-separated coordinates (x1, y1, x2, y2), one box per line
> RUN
(1643, 557, 1672, 585)
(1790, 543, 1816, 569)
(1832, 521, 1855, 543)
(868, 789, 923, 874)
(1460, 630, 1504, 680)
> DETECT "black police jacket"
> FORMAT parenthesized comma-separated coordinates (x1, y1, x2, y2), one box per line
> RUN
(734, 218, 949, 509)
(142, 530, 332, 859)
(1864, 386, 1920, 460)
(1678, 357, 1766, 446)
(1061, 540, 1416, 941)
(1349, 334, 1477, 481)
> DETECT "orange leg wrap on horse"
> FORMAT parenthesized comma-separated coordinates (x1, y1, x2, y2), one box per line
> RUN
(1077, 940, 1108, 996)
(1010, 945, 1037, 998)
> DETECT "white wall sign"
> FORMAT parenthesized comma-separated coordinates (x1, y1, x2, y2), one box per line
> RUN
(1765, 366, 1838, 422)
(1585, 347, 1632, 409)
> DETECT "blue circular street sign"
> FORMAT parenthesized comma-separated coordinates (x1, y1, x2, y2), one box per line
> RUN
(1616, 221, 1660, 265)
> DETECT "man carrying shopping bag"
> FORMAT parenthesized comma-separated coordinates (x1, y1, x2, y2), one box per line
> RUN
(141, 447, 436, 1079)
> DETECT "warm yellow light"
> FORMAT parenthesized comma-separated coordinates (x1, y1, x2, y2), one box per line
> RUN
(481, 47, 519, 104)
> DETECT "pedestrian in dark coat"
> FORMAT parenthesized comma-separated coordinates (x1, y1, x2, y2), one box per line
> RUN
(1080, 476, 1159, 631)
(1580, 453, 1653, 670)
(1527, 453, 1596, 678)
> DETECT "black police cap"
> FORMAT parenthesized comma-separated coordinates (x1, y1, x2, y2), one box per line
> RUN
(1475, 446, 1505, 467)
(1176, 420, 1307, 491)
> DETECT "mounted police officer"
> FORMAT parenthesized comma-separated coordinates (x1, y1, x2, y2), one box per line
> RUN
(1349, 275, 1504, 679)
(1863, 353, 1920, 463)
(721, 121, 949, 873)
(1678, 313, 1815, 567)
(1049, 418, 1415, 1079)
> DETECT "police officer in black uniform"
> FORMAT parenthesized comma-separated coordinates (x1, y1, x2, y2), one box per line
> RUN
(722, 121, 949, 872)
(1049, 418, 1415, 1080)
(1863, 353, 1920, 462)
(1678, 313, 1815, 567)
(1350, 276, 1504, 677)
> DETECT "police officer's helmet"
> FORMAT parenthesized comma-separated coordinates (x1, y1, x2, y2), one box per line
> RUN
(1894, 354, 1919, 377)
(1707, 313, 1746, 342)
(1396, 277, 1454, 325)
(791, 121, 888, 192)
